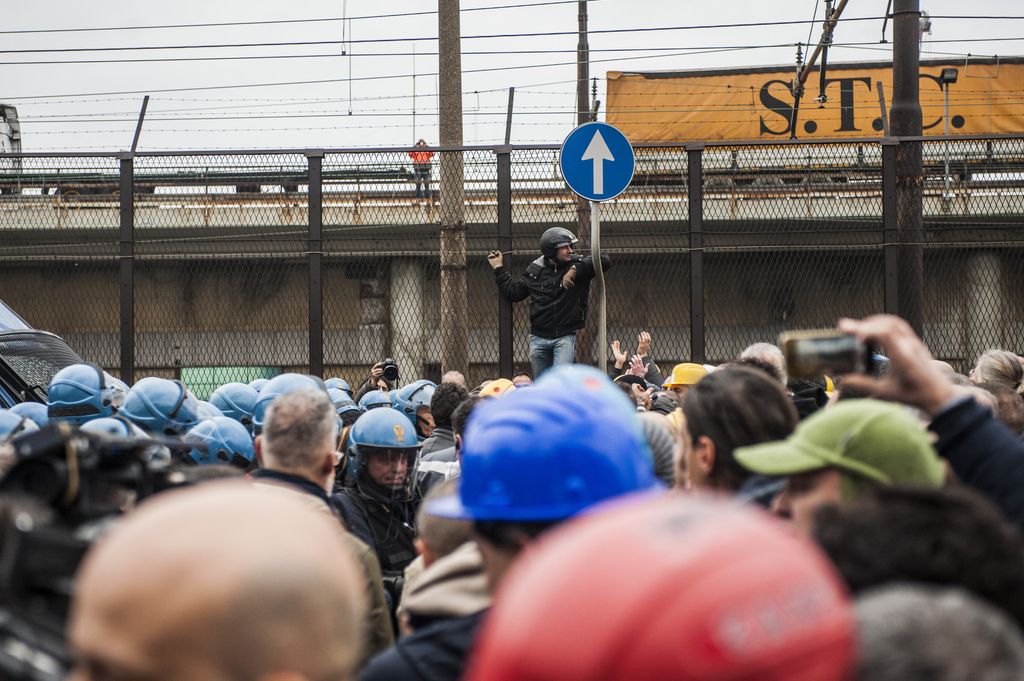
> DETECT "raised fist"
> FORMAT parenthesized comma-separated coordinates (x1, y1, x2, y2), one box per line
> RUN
(487, 250, 504, 270)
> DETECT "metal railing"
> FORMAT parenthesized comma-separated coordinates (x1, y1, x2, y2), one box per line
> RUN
(1, 135, 1022, 389)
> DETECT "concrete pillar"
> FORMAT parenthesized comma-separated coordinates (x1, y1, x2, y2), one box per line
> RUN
(358, 273, 388, 367)
(389, 259, 425, 381)
(965, 251, 1004, 365)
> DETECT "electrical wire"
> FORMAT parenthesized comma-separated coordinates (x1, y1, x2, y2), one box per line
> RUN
(0, 16, 893, 54)
(2, 44, 777, 100)
(0, 0, 598, 35)
(0, 45, 815, 67)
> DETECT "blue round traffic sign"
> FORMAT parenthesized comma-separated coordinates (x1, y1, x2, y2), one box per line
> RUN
(559, 122, 635, 201)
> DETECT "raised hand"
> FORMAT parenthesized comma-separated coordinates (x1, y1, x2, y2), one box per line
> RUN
(611, 339, 628, 367)
(636, 331, 652, 357)
(487, 250, 504, 270)
(561, 265, 578, 289)
(836, 315, 955, 416)
(629, 354, 649, 378)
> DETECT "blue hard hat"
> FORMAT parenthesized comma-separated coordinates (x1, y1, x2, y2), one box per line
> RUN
(248, 378, 270, 393)
(0, 410, 38, 443)
(392, 380, 437, 428)
(81, 415, 148, 439)
(10, 402, 49, 427)
(120, 377, 201, 436)
(358, 390, 392, 411)
(251, 373, 325, 434)
(536, 364, 638, 411)
(47, 363, 125, 425)
(325, 378, 353, 397)
(428, 377, 658, 522)
(209, 382, 259, 435)
(184, 417, 255, 470)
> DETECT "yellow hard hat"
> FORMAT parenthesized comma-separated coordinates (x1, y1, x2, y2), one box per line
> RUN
(481, 378, 517, 398)
(663, 363, 708, 389)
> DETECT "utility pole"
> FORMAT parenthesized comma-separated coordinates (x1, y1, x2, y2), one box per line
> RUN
(574, 0, 594, 364)
(574, 0, 592, 242)
(891, 0, 924, 334)
(438, 0, 468, 375)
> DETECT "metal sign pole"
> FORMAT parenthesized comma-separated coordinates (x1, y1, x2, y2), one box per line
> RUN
(591, 200, 606, 373)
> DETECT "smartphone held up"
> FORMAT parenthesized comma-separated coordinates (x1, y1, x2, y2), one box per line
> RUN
(780, 330, 876, 380)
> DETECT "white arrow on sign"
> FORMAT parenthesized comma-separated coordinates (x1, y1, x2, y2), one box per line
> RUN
(580, 130, 615, 195)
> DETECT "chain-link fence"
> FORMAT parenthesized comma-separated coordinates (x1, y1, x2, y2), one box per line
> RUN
(1, 136, 1022, 389)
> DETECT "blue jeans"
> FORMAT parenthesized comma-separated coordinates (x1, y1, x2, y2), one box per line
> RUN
(529, 334, 576, 378)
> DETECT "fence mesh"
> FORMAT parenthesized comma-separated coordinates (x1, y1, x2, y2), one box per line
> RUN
(133, 154, 309, 397)
(702, 142, 885, 363)
(0, 155, 121, 372)
(0, 137, 1021, 393)
(920, 137, 1024, 369)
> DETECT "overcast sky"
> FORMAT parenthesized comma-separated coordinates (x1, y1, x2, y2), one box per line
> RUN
(3, 0, 1021, 152)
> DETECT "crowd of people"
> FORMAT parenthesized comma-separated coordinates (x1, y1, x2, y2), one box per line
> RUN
(0, 311, 1023, 680)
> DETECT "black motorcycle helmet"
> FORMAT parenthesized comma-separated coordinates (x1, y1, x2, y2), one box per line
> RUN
(539, 227, 578, 259)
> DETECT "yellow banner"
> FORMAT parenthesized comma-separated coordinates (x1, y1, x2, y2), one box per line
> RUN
(607, 60, 1024, 142)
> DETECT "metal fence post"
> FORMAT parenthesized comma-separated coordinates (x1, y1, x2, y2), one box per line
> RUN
(687, 144, 705, 364)
(496, 146, 514, 377)
(118, 153, 135, 384)
(882, 140, 899, 316)
(307, 152, 324, 378)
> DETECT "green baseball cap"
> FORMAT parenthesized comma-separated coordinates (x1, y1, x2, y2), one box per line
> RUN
(734, 399, 945, 489)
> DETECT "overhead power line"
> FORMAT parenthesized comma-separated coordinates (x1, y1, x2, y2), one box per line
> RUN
(0, 0, 596, 35)
(1, 45, 769, 101)
(0, 16, 891, 54)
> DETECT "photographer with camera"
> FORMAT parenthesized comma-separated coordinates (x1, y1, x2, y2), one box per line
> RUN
(353, 359, 400, 405)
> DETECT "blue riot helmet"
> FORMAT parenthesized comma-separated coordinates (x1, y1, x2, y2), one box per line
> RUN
(0, 410, 38, 444)
(10, 402, 49, 428)
(358, 390, 392, 411)
(106, 374, 130, 400)
(184, 417, 255, 470)
(392, 380, 437, 437)
(428, 377, 658, 523)
(327, 388, 349, 410)
(47, 363, 124, 425)
(196, 400, 224, 420)
(337, 401, 362, 427)
(251, 373, 326, 434)
(325, 378, 354, 397)
(120, 377, 201, 436)
(209, 382, 259, 435)
(248, 378, 270, 393)
(81, 415, 167, 463)
(81, 415, 148, 439)
(349, 407, 421, 497)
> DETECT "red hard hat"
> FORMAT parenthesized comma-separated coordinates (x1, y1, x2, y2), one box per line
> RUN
(465, 494, 855, 681)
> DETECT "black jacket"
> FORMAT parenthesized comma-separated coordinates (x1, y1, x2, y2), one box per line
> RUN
(333, 482, 418, 577)
(931, 396, 1024, 532)
(358, 610, 487, 681)
(493, 253, 611, 339)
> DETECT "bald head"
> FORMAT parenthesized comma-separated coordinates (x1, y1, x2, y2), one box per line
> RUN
(69, 483, 366, 681)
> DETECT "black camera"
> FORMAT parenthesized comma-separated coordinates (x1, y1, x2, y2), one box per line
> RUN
(380, 358, 399, 382)
(0, 423, 194, 680)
